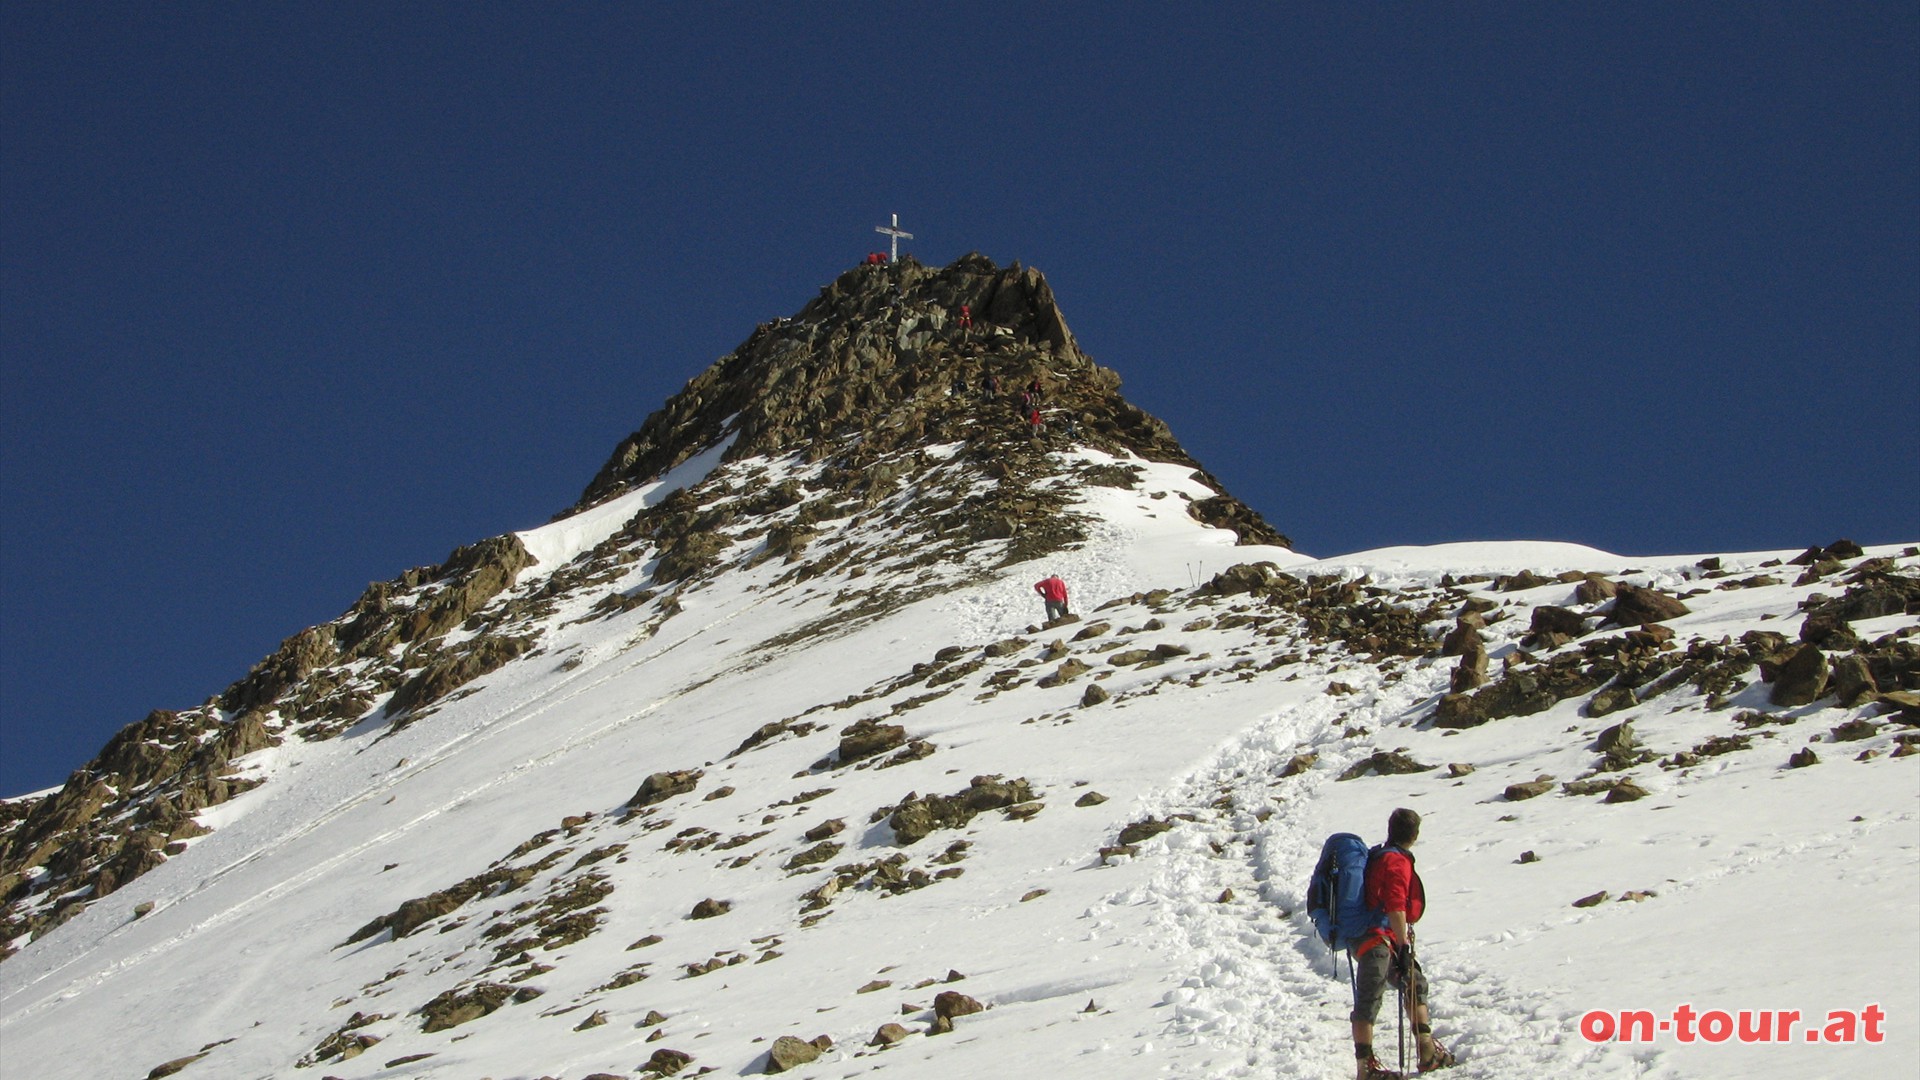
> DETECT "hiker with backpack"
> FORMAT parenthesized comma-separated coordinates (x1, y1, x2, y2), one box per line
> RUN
(1308, 807, 1455, 1078)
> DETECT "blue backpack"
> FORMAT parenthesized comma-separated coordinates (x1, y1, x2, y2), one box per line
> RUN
(1307, 832, 1388, 953)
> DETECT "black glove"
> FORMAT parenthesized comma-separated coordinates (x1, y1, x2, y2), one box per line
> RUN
(1391, 943, 1414, 982)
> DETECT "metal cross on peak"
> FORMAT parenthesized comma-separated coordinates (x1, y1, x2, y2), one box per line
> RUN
(874, 213, 914, 263)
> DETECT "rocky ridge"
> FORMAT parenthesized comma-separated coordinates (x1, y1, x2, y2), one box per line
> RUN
(4, 258, 1914, 1080)
(0, 254, 1287, 958)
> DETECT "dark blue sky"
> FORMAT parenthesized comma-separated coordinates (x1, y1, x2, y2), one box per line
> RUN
(3, 3, 1915, 797)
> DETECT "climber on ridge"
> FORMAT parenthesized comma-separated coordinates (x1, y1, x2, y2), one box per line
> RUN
(1034, 573, 1070, 623)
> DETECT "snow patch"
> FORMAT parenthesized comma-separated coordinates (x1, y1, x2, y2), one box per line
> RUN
(515, 429, 738, 578)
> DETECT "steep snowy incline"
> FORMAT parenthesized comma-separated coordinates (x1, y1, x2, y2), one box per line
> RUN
(4, 455, 1912, 1080)
(0, 440, 1311, 1079)
(0, 253, 1298, 956)
(2, 254, 1914, 1080)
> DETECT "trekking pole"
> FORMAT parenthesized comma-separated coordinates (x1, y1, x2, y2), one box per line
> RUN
(1397, 977, 1407, 1078)
(1396, 945, 1408, 1077)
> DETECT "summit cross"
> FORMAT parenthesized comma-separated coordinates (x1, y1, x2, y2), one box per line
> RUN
(875, 213, 913, 263)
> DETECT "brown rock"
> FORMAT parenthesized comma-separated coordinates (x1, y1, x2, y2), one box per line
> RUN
(1433, 692, 1487, 728)
(1593, 721, 1636, 755)
(1562, 778, 1615, 796)
(1768, 643, 1829, 706)
(1451, 644, 1489, 692)
(869, 1023, 912, 1046)
(1604, 778, 1650, 803)
(1038, 658, 1092, 688)
(1799, 612, 1857, 649)
(1574, 575, 1618, 603)
(934, 990, 986, 1020)
(1624, 623, 1675, 648)
(839, 720, 907, 762)
(628, 770, 702, 809)
(803, 818, 846, 843)
(643, 1048, 693, 1076)
(765, 1035, 823, 1073)
(1530, 606, 1587, 640)
(1336, 751, 1435, 782)
(783, 841, 843, 870)
(1606, 584, 1690, 627)
(1831, 655, 1879, 708)
(418, 983, 515, 1032)
(1278, 753, 1318, 778)
(1829, 718, 1879, 742)
(1587, 686, 1636, 717)
(1440, 620, 1482, 657)
(1498, 570, 1554, 592)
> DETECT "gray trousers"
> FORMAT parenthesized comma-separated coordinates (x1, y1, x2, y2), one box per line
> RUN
(1351, 944, 1428, 1025)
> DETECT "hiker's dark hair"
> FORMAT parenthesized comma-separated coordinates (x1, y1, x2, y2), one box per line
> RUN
(1387, 807, 1421, 846)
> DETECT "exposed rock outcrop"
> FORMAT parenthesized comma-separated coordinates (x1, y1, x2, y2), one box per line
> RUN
(573, 256, 1284, 552)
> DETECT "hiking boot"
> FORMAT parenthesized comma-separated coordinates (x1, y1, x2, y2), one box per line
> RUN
(1417, 1038, 1457, 1072)
(1356, 1056, 1403, 1080)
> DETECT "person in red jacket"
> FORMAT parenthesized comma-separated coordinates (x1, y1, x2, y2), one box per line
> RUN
(1034, 574, 1069, 622)
(1351, 808, 1454, 1078)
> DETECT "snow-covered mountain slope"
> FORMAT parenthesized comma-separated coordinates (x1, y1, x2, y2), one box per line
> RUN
(2, 257, 1915, 1080)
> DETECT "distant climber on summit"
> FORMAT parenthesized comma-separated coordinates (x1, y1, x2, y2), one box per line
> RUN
(1034, 574, 1070, 622)
(1350, 808, 1454, 1079)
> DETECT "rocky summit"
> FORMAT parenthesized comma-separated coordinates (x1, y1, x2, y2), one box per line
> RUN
(0, 254, 1284, 956)
(1, 257, 1916, 1080)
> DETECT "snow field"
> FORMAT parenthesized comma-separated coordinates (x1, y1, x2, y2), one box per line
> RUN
(2, 432, 1913, 1080)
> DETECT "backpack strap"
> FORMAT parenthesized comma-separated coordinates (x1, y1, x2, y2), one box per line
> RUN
(1351, 927, 1393, 959)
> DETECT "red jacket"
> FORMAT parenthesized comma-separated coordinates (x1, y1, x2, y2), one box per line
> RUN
(1364, 846, 1424, 945)
(1035, 576, 1068, 602)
